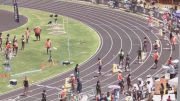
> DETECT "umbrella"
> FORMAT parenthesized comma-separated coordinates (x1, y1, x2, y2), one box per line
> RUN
(168, 77, 178, 86)
(172, 59, 179, 64)
(146, 74, 151, 78)
(162, 7, 170, 12)
(108, 85, 120, 89)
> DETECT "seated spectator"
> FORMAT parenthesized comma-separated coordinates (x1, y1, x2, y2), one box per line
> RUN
(167, 95, 171, 101)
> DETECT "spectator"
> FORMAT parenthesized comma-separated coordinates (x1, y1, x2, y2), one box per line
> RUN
(106, 92, 111, 101)
(167, 95, 171, 101)
(23, 76, 29, 96)
(34, 26, 41, 41)
(41, 90, 46, 101)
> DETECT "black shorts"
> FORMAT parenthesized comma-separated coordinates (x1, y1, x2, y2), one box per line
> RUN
(35, 33, 40, 36)
(154, 59, 158, 64)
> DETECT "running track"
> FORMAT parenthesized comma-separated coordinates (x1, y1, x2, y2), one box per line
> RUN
(0, 0, 179, 100)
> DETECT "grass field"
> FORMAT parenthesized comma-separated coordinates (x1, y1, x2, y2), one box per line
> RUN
(0, 5, 100, 93)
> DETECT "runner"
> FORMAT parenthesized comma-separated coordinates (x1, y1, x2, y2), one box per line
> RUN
(118, 49, 124, 66)
(45, 38, 52, 54)
(21, 35, 25, 50)
(59, 86, 67, 101)
(97, 58, 103, 75)
(96, 80, 101, 95)
(41, 90, 46, 101)
(125, 54, 131, 72)
(23, 76, 29, 96)
(25, 27, 30, 43)
(142, 37, 148, 52)
(34, 26, 41, 41)
(0, 32, 2, 51)
(137, 47, 142, 63)
(152, 50, 159, 69)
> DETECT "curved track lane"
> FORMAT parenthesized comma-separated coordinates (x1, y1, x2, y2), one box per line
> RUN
(0, 0, 178, 100)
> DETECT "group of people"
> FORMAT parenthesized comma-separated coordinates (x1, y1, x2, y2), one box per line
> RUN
(0, 26, 54, 65)
(59, 64, 82, 101)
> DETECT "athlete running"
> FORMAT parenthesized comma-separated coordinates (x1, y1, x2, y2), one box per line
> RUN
(118, 49, 124, 66)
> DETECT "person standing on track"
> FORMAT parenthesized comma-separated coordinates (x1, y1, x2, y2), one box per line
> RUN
(152, 50, 159, 69)
(74, 64, 80, 79)
(0, 32, 2, 51)
(25, 27, 30, 43)
(118, 49, 124, 66)
(127, 74, 131, 91)
(76, 78, 82, 93)
(41, 90, 46, 101)
(45, 38, 52, 54)
(125, 54, 131, 72)
(23, 76, 29, 96)
(97, 58, 103, 75)
(171, 35, 176, 50)
(143, 37, 148, 52)
(59, 86, 67, 101)
(137, 47, 142, 63)
(69, 74, 76, 92)
(153, 40, 158, 51)
(34, 26, 41, 41)
(96, 80, 101, 95)
(118, 71, 124, 94)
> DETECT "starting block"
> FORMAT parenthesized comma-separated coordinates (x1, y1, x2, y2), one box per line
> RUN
(112, 64, 122, 73)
